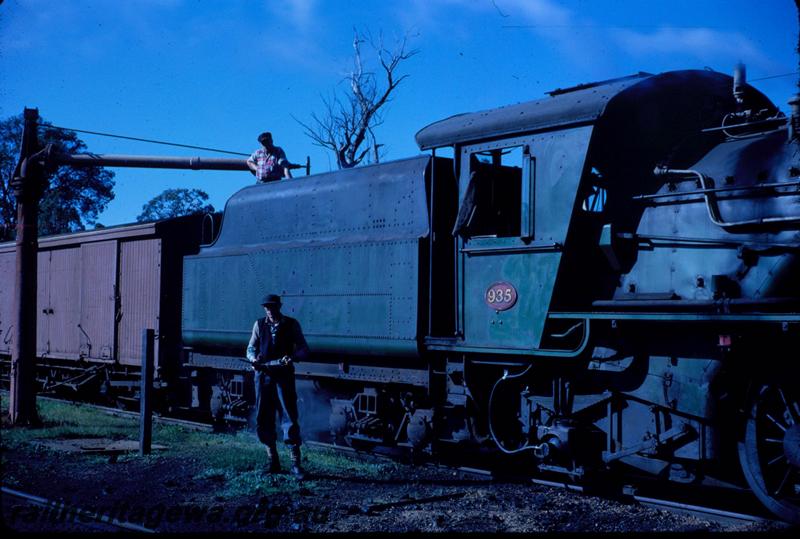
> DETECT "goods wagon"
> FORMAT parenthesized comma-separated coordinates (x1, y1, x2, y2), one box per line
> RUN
(0, 214, 208, 402)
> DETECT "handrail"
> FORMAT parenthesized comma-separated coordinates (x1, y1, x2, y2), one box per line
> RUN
(633, 179, 800, 201)
(529, 318, 591, 357)
(461, 242, 561, 256)
(653, 167, 800, 231)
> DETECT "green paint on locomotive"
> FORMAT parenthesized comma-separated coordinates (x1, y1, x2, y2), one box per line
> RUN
(456, 127, 592, 350)
(182, 156, 430, 359)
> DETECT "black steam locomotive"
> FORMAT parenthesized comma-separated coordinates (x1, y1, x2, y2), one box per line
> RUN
(3, 67, 798, 522)
(181, 68, 798, 522)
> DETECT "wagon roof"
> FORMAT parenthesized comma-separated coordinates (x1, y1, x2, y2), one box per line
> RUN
(414, 69, 767, 149)
(0, 222, 155, 254)
(0, 214, 204, 252)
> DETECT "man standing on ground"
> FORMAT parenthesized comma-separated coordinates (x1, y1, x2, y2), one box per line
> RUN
(247, 132, 293, 183)
(246, 294, 309, 478)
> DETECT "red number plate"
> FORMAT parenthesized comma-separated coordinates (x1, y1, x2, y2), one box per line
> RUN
(485, 282, 517, 311)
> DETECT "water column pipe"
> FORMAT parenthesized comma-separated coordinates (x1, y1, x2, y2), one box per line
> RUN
(41, 149, 251, 171)
(8, 123, 296, 427)
(8, 108, 46, 426)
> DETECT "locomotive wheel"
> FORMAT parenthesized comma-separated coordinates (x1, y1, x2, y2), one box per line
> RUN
(738, 381, 800, 524)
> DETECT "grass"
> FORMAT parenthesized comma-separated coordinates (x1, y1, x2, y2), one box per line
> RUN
(1, 392, 405, 499)
(0, 395, 137, 450)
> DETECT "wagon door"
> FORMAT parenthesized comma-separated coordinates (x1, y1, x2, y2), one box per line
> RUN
(79, 241, 118, 360)
(47, 247, 82, 358)
(456, 128, 591, 351)
(36, 251, 51, 356)
(117, 239, 161, 367)
(0, 249, 15, 355)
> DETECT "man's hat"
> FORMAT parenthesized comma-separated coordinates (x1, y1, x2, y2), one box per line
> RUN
(261, 293, 282, 306)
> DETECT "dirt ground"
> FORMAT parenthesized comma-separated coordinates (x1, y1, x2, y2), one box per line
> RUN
(0, 398, 792, 534)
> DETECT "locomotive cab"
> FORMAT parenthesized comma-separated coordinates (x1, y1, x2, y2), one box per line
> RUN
(416, 69, 777, 353)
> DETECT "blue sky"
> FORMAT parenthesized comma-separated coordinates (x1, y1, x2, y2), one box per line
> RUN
(1, 0, 797, 226)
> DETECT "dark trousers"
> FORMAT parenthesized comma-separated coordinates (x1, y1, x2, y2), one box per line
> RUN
(254, 367, 302, 447)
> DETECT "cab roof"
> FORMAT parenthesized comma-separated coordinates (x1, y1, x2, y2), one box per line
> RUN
(414, 70, 773, 150)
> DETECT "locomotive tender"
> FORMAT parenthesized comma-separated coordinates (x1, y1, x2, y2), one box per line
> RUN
(1, 68, 797, 522)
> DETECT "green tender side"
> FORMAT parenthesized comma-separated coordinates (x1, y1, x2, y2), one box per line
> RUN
(182, 156, 431, 359)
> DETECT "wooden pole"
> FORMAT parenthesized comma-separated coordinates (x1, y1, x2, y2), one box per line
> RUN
(9, 108, 43, 426)
(139, 328, 155, 456)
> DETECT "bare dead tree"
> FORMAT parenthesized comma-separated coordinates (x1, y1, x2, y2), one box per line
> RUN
(295, 30, 417, 169)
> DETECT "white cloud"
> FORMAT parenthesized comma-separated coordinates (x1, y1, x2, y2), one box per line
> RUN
(252, 0, 331, 72)
(269, 0, 318, 31)
(399, 0, 780, 77)
(400, 0, 570, 30)
(496, 0, 571, 26)
(611, 27, 771, 68)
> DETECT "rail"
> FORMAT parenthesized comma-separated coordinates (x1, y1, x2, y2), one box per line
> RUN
(1, 486, 156, 533)
(306, 439, 781, 526)
(528, 478, 779, 527)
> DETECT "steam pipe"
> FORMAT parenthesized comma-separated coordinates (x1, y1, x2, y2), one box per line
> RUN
(733, 62, 747, 106)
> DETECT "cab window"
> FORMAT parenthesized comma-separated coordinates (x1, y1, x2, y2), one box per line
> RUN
(453, 146, 523, 238)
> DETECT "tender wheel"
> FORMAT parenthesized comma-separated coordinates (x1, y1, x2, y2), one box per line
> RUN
(738, 381, 800, 524)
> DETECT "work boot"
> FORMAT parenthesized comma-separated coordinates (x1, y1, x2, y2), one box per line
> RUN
(266, 444, 281, 474)
(289, 445, 306, 480)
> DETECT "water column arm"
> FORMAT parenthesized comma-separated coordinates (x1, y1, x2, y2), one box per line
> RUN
(41, 148, 251, 171)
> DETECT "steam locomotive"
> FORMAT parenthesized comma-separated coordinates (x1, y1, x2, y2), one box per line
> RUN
(2, 67, 798, 522)
(182, 68, 799, 522)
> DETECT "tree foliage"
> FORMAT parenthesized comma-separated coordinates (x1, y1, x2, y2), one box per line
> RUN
(0, 114, 115, 240)
(296, 30, 417, 169)
(136, 188, 214, 222)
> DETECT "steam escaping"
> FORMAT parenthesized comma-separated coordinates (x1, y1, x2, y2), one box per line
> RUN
(245, 378, 333, 444)
(612, 27, 770, 68)
(296, 379, 334, 443)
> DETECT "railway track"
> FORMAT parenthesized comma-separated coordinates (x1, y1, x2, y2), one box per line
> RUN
(529, 477, 782, 528)
(304, 440, 786, 528)
(1, 486, 156, 533)
(29, 393, 214, 432)
(8, 394, 792, 528)
(80, 404, 214, 432)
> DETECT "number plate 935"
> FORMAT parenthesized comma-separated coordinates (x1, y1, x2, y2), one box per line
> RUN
(485, 282, 518, 311)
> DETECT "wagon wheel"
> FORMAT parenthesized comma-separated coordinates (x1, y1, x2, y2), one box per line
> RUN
(738, 381, 800, 524)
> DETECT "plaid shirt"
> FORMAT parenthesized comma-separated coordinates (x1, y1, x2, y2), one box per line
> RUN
(249, 146, 288, 182)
